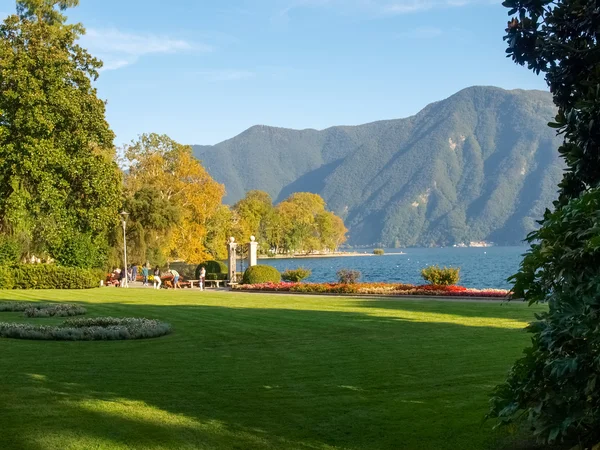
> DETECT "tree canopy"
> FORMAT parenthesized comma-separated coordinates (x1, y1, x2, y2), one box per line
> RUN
(489, 0, 600, 445)
(0, 0, 121, 266)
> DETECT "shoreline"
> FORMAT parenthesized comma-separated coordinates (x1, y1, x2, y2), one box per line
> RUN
(258, 252, 406, 260)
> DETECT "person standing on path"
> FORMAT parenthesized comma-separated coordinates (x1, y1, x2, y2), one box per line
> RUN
(200, 266, 206, 291)
(131, 264, 138, 285)
(153, 266, 161, 289)
(142, 264, 149, 286)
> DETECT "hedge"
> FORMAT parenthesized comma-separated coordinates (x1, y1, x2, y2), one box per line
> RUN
(241, 265, 281, 284)
(196, 260, 227, 279)
(0, 265, 104, 289)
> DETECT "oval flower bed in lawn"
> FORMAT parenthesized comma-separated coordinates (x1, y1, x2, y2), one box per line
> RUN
(0, 301, 87, 317)
(233, 282, 510, 298)
(0, 317, 172, 341)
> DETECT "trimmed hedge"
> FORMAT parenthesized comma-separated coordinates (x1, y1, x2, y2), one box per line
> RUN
(196, 260, 227, 279)
(242, 265, 281, 284)
(206, 273, 228, 281)
(0, 317, 172, 341)
(0, 265, 104, 289)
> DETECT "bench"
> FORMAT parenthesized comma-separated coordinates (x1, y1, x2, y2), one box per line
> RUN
(204, 279, 225, 288)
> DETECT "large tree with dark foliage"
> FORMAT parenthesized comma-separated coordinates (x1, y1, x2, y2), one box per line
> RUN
(489, 0, 600, 445)
(0, 0, 122, 265)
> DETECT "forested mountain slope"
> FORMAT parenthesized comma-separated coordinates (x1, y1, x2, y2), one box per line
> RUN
(193, 86, 563, 246)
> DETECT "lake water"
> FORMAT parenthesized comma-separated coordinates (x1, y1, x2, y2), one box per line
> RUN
(256, 246, 529, 289)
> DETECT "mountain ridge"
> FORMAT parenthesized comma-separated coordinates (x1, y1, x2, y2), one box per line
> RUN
(193, 86, 563, 247)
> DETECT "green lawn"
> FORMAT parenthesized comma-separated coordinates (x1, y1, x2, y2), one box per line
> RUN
(0, 290, 545, 450)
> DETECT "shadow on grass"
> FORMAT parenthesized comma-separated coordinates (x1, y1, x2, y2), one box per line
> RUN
(0, 301, 543, 450)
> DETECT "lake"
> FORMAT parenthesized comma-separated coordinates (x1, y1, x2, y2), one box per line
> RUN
(255, 246, 529, 289)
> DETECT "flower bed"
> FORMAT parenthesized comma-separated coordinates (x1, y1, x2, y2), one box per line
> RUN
(0, 301, 87, 317)
(0, 317, 172, 341)
(233, 282, 510, 298)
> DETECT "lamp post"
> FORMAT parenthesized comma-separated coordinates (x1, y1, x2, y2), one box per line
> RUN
(120, 211, 129, 288)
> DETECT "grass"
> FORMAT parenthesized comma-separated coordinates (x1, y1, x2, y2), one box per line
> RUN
(0, 289, 547, 450)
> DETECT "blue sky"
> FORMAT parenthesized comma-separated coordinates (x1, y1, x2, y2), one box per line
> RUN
(0, 0, 547, 146)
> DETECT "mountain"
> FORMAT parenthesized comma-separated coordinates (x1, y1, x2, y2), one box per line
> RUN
(193, 86, 563, 247)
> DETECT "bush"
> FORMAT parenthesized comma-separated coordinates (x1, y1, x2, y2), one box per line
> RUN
(205, 273, 228, 281)
(52, 233, 107, 269)
(0, 237, 21, 265)
(196, 260, 227, 279)
(337, 269, 361, 284)
(0, 265, 103, 289)
(0, 317, 172, 341)
(241, 265, 281, 284)
(373, 248, 385, 255)
(281, 267, 312, 282)
(420, 265, 460, 286)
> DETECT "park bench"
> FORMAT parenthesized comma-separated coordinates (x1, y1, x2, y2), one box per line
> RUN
(204, 279, 225, 288)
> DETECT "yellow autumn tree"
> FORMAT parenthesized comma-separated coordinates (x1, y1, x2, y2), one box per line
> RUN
(124, 134, 225, 263)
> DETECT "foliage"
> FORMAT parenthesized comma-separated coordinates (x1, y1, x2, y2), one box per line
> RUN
(281, 267, 312, 282)
(23, 304, 86, 317)
(0, 1, 122, 258)
(195, 260, 227, 279)
(373, 248, 385, 255)
(488, 0, 600, 445)
(167, 262, 196, 280)
(0, 317, 171, 340)
(420, 265, 460, 286)
(490, 189, 600, 444)
(193, 87, 561, 248)
(0, 236, 21, 264)
(123, 134, 225, 264)
(241, 265, 281, 285)
(205, 273, 227, 281)
(51, 233, 107, 269)
(337, 269, 361, 284)
(0, 265, 103, 289)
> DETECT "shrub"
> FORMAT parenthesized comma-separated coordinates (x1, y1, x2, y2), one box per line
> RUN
(0, 265, 103, 289)
(196, 260, 227, 279)
(52, 233, 107, 269)
(373, 248, 385, 255)
(205, 273, 228, 281)
(0, 237, 21, 265)
(337, 269, 361, 284)
(0, 317, 172, 341)
(281, 267, 312, 282)
(242, 265, 281, 284)
(420, 265, 460, 286)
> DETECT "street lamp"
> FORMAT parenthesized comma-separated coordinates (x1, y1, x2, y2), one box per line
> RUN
(119, 211, 129, 288)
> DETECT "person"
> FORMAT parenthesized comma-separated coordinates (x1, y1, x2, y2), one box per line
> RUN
(142, 264, 149, 286)
(200, 266, 206, 291)
(169, 269, 180, 289)
(120, 267, 127, 288)
(153, 266, 161, 289)
(132, 264, 138, 284)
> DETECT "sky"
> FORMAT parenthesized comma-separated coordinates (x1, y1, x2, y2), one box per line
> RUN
(0, 0, 548, 147)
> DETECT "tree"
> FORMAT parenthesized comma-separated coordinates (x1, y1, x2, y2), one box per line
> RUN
(488, 0, 600, 445)
(234, 190, 276, 253)
(124, 134, 225, 264)
(0, 0, 122, 264)
(276, 192, 346, 254)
